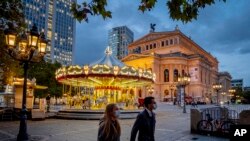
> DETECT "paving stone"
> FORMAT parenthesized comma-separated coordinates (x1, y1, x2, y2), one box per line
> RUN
(1, 103, 244, 141)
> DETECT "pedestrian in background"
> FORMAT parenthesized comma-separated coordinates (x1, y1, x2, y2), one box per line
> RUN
(191, 100, 198, 108)
(130, 96, 157, 141)
(98, 103, 121, 141)
(46, 94, 51, 112)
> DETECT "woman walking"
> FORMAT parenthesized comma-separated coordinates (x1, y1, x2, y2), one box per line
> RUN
(98, 103, 121, 141)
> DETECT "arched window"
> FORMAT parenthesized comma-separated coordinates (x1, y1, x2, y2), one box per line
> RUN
(174, 69, 178, 82)
(164, 89, 169, 96)
(164, 69, 169, 82)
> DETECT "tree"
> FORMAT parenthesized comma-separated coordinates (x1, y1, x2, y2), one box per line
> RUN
(71, 0, 226, 23)
(28, 61, 63, 98)
(241, 91, 250, 104)
(0, 0, 26, 90)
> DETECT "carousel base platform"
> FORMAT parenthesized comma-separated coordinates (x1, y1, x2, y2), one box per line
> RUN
(56, 109, 141, 120)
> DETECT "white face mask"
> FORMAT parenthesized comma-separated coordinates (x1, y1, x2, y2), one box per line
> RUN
(115, 110, 120, 118)
(153, 104, 157, 110)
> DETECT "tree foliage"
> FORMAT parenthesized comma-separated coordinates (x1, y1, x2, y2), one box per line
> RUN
(0, 0, 26, 90)
(241, 91, 250, 103)
(71, 0, 226, 23)
(28, 61, 62, 98)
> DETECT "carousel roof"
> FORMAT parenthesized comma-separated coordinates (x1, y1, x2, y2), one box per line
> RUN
(55, 47, 155, 87)
(90, 47, 125, 67)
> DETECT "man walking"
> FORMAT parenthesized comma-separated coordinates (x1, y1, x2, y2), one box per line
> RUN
(130, 96, 157, 141)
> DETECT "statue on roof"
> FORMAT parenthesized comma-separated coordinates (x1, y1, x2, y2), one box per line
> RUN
(175, 25, 179, 31)
(150, 23, 156, 32)
(105, 46, 112, 55)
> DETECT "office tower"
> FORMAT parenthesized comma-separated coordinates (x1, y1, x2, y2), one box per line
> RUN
(22, 0, 76, 65)
(231, 79, 244, 89)
(108, 26, 134, 60)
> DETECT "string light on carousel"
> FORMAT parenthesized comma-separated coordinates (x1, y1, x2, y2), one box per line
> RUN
(55, 47, 156, 110)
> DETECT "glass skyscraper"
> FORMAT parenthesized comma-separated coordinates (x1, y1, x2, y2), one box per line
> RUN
(108, 26, 134, 60)
(22, 0, 76, 65)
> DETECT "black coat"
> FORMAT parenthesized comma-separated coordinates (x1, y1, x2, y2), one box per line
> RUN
(130, 109, 156, 141)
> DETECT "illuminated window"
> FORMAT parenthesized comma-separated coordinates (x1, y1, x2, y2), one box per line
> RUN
(166, 40, 169, 46)
(164, 69, 169, 82)
(170, 39, 173, 45)
(174, 69, 178, 82)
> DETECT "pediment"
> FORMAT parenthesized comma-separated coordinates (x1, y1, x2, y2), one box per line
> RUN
(130, 31, 176, 46)
(122, 54, 151, 62)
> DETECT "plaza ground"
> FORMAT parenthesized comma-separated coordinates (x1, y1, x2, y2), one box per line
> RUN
(0, 103, 242, 141)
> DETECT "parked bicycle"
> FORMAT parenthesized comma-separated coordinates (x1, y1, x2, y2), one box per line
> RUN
(197, 113, 235, 135)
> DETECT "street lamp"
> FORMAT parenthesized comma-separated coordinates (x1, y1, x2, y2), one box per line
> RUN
(177, 73, 191, 113)
(221, 92, 226, 104)
(229, 88, 236, 103)
(229, 89, 236, 97)
(4, 24, 47, 141)
(212, 83, 222, 105)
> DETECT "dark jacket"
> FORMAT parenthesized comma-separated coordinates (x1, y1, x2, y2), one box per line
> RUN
(130, 109, 156, 141)
(98, 119, 120, 141)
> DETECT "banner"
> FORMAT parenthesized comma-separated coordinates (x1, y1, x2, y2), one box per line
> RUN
(180, 87, 184, 107)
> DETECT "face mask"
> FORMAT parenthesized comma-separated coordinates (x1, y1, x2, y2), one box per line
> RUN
(115, 110, 120, 118)
(153, 104, 157, 110)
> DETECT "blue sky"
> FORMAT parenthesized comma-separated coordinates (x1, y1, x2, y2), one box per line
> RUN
(74, 0, 250, 86)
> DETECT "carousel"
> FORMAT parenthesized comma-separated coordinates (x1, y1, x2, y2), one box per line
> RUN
(55, 47, 155, 119)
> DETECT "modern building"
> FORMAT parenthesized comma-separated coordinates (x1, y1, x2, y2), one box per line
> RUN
(22, 0, 76, 65)
(108, 26, 134, 60)
(218, 71, 232, 103)
(122, 27, 219, 103)
(231, 79, 243, 89)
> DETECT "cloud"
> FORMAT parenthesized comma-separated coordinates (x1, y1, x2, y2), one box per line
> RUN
(73, 0, 250, 86)
(215, 53, 250, 85)
(176, 0, 250, 55)
(74, 0, 162, 65)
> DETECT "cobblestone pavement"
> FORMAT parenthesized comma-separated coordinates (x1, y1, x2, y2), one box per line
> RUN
(0, 103, 231, 141)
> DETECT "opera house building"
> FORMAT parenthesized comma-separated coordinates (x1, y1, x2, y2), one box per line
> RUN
(123, 27, 219, 103)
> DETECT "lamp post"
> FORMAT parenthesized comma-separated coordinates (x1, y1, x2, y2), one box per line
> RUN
(229, 89, 236, 96)
(229, 88, 236, 103)
(4, 24, 47, 141)
(221, 92, 226, 104)
(177, 73, 191, 113)
(212, 83, 222, 105)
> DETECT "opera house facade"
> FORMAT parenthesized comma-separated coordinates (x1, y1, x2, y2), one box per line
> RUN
(123, 27, 219, 103)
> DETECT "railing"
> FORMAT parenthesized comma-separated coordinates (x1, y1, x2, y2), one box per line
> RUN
(196, 106, 239, 137)
(225, 104, 250, 113)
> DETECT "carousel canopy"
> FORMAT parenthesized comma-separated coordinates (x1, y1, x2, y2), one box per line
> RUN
(55, 47, 156, 88)
(90, 47, 125, 67)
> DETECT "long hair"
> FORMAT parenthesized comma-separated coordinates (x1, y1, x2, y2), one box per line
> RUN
(101, 103, 121, 140)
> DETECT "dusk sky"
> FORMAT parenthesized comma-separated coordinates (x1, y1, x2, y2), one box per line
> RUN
(74, 0, 250, 86)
